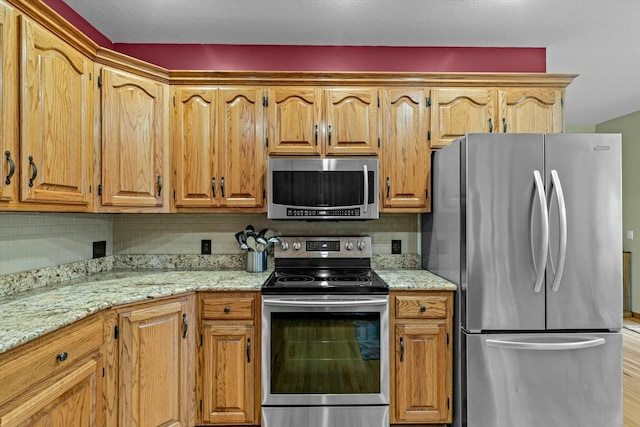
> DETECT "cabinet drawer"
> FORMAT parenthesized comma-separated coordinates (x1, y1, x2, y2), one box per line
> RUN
(395, 295, 448, 319)
(0, 316, 104, 405)
(202, 295, 255, 320)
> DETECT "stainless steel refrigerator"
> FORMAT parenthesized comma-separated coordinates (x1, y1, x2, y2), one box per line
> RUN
(422, 133, 623, 427)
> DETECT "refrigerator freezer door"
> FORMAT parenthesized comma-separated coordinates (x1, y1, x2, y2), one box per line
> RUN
(465, 133, 546, 331)
(545, 134, 622, 330)
(465, 331, 622, 427)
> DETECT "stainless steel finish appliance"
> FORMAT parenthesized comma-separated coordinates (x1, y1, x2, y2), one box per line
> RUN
(422, 133, 623, 427)
(267, 158, 379, 220)
(262, 236, 389, 427)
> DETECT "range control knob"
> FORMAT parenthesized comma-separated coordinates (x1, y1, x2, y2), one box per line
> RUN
(292, 242, 302, 251)
(280, 241, 289, 251)
(357, 241, 366, 251)
(345, 241, 354, 251)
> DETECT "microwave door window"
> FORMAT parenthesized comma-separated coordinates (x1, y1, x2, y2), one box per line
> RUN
(272, 171, 373, 207)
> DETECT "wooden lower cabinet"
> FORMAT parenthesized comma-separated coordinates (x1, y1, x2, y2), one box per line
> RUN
(199, 292, 260, 425)
(0, 315, 105, 427)
(390, 291, 453, 425)
(116, 295, 196, 427)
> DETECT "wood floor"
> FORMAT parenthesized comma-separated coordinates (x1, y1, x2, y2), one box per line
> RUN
(624, 318, 640, 426)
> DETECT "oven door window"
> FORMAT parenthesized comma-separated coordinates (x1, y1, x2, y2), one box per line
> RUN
(271, 171, 375, 207)
(270, 312, 381, 394)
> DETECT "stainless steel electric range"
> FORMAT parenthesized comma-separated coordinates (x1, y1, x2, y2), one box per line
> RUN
(261, 236, 390, 427)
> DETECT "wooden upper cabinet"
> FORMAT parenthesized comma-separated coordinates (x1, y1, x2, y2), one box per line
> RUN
(20, 17, 92, 208)
(0, 1, 17, 204)
(100, 67, 168, 210)
(267, 87, 322, 155)
(499, 88, 564, 133)
(324, 88, 379, 155)
(173, 86, 265, 210)
(217, 87, 265, 208)
(430, 88, 497, 149)
(380, 88, 430, 211)
(172, 87, 217, 207)
(267, 87, 378, 156)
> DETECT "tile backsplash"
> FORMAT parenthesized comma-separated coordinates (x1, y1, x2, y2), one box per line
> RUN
(0, 213, 113, 275)
(113, 213, 419, 256)
(0, 212, 419, 275)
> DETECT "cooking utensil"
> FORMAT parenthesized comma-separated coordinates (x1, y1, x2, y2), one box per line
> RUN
(267, 236, 281, 246)
(237, 232, 249, 251)
(246, 235, 257, 252)
(244, 224, 255, 238)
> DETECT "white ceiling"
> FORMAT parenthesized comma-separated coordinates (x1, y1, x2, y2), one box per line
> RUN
(62, 0, 640, 126)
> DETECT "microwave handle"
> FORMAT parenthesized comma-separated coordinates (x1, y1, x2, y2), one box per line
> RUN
(363, 165, 368, 213)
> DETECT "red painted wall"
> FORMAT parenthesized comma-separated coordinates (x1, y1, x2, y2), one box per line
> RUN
(43, 0, 545, 73)
(114, 44, 546, 73)
(42, 0, 113, 49)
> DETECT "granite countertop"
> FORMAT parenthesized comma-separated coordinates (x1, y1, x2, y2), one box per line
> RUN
(0, 268, 454, 354)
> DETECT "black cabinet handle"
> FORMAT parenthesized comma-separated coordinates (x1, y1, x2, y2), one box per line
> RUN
(28, 156, 37, 187)
(5, 151, 15, 185)
(224, 306, 230, 313)
(212, 177, 216, 197)
(57, 352, 68, 362)
(420, 305, 427, 312)
(182, 313, 188, 339)
(314, 124, 318, 146)
(489, 118, 493, 133)
(328, 125, 332, 146)
(221, 177, 225, 198)
(386, 177, 390, 198)
(400, 336, 405, 362)
(246, 338, 251, 363)
(157, 175, 163, 197)
(503, 118, 507, 133)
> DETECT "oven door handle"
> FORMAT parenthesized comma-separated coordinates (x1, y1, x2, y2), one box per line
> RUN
(263, 298, 388, 307)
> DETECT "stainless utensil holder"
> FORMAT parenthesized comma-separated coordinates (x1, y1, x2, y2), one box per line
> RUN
(246, 251, 267, 273)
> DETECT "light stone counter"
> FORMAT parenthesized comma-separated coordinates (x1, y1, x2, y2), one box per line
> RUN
(0, 265, 455, 354)
(377, 269, 457, 291)
(0, 269, 272, 353)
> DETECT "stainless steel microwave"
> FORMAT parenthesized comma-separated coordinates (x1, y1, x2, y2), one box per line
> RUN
(267, 157, 379, 220)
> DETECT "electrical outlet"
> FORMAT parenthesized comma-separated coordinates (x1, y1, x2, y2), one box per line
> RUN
(93, 241, 106, 259)
(201, 239, 212, 255)
(391, 240, 402, 254)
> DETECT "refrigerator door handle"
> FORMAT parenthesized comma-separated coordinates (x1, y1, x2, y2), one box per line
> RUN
(533, 170, 549, 293)
(549, 170, 568, 292)
(486, 337, 605, 351)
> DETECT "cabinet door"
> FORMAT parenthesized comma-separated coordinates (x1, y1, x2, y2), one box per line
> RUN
(0, 357, 102, 427)
(430, 88, 496, 149)
(118, 298, 194, 427)
(499, 88, 563, 133)
(201, 324, 255, 424)
(217, 87, 265, 208)
(393, 323, 450, 424)
(21, 18, 92, 207)
(380, 88, 430, 211)
(0, 2, 16, 203)
(172, 87, 217, 207)
(101, 67, 168, 209)
(325, 88, 379, 155)
(267, 87, 323, 155)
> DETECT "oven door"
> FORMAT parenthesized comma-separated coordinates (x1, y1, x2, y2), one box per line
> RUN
(267, 157, 379, 220)
(261, 295, 389, 406)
